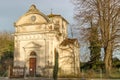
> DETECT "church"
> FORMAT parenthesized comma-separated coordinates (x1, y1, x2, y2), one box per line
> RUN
(13, 4, 80, 77)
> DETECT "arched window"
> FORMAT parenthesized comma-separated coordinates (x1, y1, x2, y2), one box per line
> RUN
(30, 51, 36, 56)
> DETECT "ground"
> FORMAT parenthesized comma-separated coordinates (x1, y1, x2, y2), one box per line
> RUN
(0, 77, 120, 80)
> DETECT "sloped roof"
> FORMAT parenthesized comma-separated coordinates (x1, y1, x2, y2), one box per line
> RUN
(48, 14, 69, 24)
(60, 38, 79, 47)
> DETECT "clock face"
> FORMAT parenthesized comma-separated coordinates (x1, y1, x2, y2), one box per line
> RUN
(31, 16, 36, 21)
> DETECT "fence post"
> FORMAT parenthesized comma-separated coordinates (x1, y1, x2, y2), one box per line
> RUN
(100, 68, 102, 80)
(8, 65, 11, 78)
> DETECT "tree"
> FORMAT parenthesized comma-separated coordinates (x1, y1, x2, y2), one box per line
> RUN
(72, 0, 120, 75)
(85, 17, 101, 69)
(72, 7, 101, 70)
(0, 32, 14, 56)
(0, 31, 14, 76)
(53, 49, 59, 80)
(89, 26, 101, 69)
(112, 57, 120, 68)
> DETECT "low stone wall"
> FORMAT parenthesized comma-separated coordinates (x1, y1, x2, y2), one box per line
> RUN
(0, 77, 80, 80)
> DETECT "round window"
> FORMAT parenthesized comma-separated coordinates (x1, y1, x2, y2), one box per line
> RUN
(31, 16, 36, 21)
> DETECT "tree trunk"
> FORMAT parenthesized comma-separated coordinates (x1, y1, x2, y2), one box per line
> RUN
(104, 41, 112, 76)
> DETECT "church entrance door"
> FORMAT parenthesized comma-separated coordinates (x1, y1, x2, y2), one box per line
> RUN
(29, 51, 36, 76)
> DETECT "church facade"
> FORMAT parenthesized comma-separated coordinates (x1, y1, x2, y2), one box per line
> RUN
(14, 5, 80, 77)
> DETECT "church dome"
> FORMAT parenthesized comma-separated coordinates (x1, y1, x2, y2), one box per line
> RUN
(14, 4, 50, 26)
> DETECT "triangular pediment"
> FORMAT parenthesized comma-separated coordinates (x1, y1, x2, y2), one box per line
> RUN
(24, 41, 42, 48)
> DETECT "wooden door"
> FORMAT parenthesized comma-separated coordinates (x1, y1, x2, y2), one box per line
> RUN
(29, 58, 36, 76)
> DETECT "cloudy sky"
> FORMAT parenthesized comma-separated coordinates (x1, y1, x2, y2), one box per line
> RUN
(0, 0, 74, 32)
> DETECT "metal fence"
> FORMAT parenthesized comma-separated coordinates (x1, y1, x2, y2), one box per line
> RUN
(9, 66, 25, 78)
